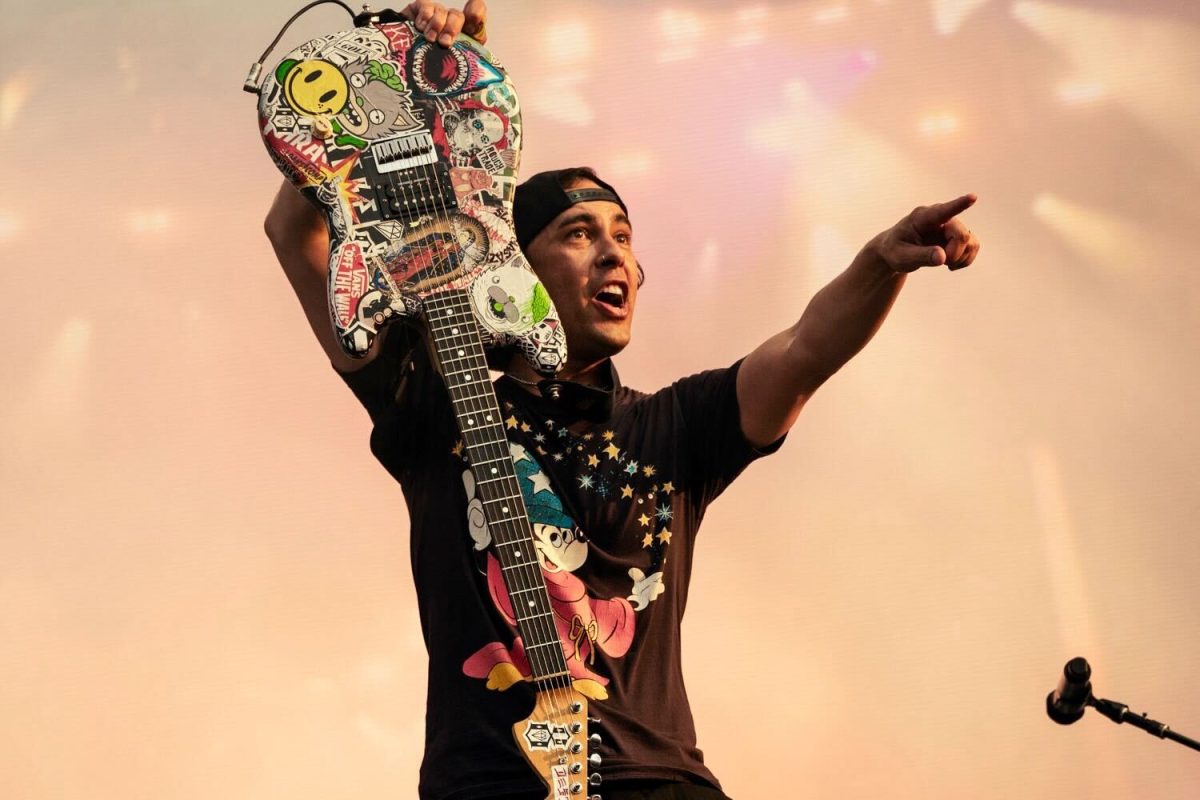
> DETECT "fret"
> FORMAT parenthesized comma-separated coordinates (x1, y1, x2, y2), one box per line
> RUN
(466, 446, 513, 466)
(525, 640, 564, 651)
(516, 610, 554, 624)
(451, 390, 501, 408)
(437, 351, 488, 367)
(476, 474, 521, 488)
(500, 560, 542, 573)
(470, 454, 515, 469)
(426, 309, 477, 329)
(481, 494, 524, 509)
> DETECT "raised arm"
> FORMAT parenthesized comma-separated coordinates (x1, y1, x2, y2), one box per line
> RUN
(263, 179, 368, 371)
(737, 195, 981, 448)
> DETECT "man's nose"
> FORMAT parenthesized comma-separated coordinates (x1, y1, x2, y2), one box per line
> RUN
(595, 235, 626, 269)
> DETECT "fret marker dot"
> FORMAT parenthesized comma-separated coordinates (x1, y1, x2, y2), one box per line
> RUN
(513, 549, 521, 559)
(451, 328, 459, 334)
(457, 349, 465, 356)
(502, 506, 509, 514)
(485, 414, 493, 422)
(528, 601, 535, 608)
(467, 418, 475, 426)
(490, 467, 498, 474)
(464, 373, 473, 380)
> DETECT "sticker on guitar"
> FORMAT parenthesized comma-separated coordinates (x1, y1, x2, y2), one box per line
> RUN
(257, 18, 566, 373)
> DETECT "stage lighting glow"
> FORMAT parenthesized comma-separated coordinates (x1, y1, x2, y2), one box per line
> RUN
(128, 209, 173, 234)
(1029, 443, 1097, 654)
(1012, 1, 1200, 169)
(932, 0, 992, 36)
(657, 8, 707, 62)
(812, 4, 850, 25)
(606, 151, 654, 178)
(730, 6, 768, 48)
(696, 239, 719, 281)
(918, 111, 959, 136)
(544, 20, 592, 65)
(18, 317, 93, 434)
(0, 69, 35, 130)
(0, 211, 21, 241)
(116, 45, 140, 92)
(1031, 192, 1141, 274)
(525, 75, 593, 126)
(1056, 80, 1106, 105)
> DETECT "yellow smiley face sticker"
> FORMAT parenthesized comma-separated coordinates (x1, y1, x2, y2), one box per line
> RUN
(280, 59, 348, 116)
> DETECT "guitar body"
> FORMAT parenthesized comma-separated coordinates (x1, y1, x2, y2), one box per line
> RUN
(255, 12, 599, 798)
(256, 16, 566, 373)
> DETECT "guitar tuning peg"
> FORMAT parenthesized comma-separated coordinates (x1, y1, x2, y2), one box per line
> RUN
(588, 796, 601, 800)
(589, 772, 602, 787)
(588, 752, 602, 767)
(588, 716, 601, 726)
(588, 732, 602, 748)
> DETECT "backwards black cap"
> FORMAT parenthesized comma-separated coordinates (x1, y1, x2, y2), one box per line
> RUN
(513, 168, 629, 251)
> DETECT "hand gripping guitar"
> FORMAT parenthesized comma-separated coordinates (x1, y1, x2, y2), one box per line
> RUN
(245, 5, 600, 798)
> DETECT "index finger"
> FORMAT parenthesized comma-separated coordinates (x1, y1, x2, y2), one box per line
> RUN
(915, 193, 977, 229)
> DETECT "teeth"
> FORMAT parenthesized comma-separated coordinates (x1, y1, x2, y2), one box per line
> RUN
(598, 284, 625, 299)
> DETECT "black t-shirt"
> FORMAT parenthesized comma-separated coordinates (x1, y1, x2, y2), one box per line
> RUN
(339, 333, 780, 800)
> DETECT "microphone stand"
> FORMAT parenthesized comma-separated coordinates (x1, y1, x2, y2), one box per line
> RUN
(1088, 695, 1200, 753)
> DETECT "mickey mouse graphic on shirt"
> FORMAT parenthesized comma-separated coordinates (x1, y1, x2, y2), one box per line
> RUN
(461, 441, 666, 701)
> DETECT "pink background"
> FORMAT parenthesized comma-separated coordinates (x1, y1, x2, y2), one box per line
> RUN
(3, 1, 1199, 797)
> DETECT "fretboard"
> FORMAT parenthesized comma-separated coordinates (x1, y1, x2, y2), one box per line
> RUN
(423, 289, 570, 688)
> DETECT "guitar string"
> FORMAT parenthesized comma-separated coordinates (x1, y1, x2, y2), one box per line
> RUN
(414, 74, 587, 761)
(391, 37, 582, 741)
(412, 196, 582, 732)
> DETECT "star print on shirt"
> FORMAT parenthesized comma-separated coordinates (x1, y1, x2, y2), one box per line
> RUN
(497, 402, 681, 582)
(526, 468, 554, 496)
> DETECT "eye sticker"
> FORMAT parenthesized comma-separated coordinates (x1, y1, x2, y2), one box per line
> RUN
(409, 41, 504, 97)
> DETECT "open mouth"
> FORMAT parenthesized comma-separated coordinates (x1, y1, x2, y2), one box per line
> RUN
(592, 282, 628, 313)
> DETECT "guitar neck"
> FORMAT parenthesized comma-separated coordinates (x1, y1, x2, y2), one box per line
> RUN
(423, 289, 571, 688)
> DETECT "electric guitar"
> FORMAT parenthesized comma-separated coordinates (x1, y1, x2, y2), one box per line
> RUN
(248, 8, 600, 799)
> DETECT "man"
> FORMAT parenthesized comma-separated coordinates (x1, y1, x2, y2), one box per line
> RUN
(264, 3, 981, 798)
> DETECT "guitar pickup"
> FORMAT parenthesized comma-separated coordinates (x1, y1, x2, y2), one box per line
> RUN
(368, 131, 437, 174)
(370, 161, 457, 221)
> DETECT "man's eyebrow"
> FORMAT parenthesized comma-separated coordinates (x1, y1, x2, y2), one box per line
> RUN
(553, 211, 633, 230)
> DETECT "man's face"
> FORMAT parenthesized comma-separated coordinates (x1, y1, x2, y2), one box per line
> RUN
(523, 179, 639, 369)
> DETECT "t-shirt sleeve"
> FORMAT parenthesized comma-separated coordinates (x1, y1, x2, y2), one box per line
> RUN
(335, 325, 451, 479)
(672, 358, 785, 508)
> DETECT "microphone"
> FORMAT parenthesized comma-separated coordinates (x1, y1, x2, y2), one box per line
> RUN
(1046, 656, 1093, 725)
